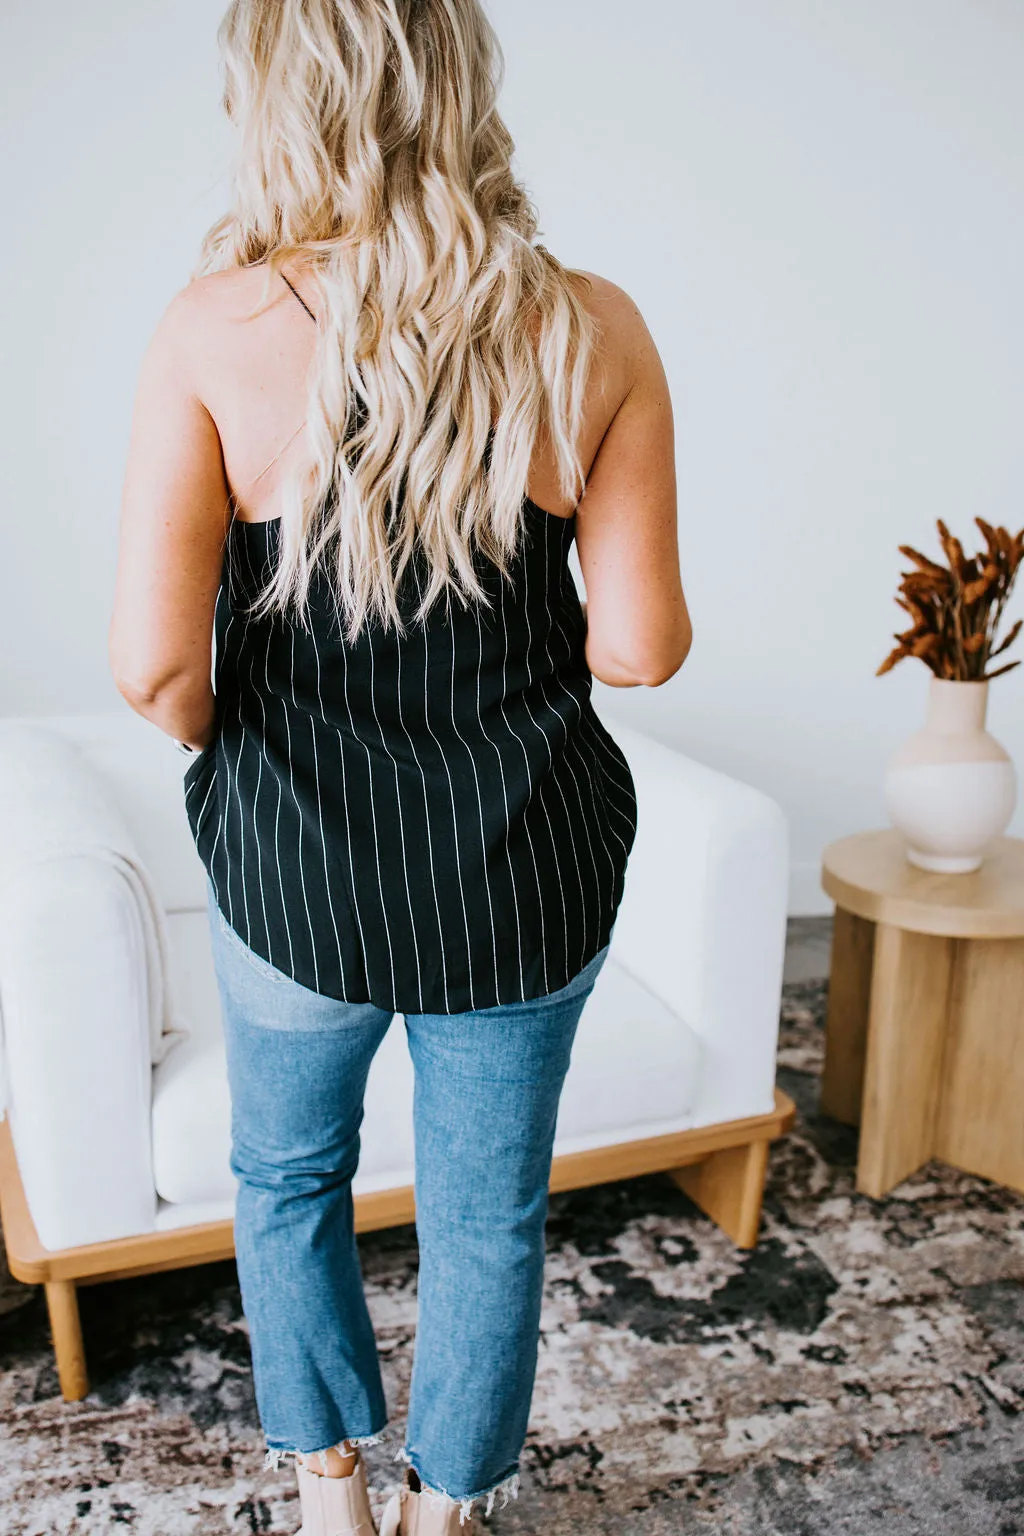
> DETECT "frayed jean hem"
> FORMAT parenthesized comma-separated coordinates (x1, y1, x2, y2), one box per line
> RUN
(263, 1425, 391, 1472)
(395, 1447, 522, 1525)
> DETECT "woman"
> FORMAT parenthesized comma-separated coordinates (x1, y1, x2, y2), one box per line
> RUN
(109, 0, 690, 1531)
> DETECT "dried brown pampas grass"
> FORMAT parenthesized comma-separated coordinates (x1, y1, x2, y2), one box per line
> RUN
(877, 518, 1024, 681)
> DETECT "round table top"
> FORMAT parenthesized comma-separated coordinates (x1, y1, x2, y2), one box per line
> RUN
(821, 830, 1024, 939)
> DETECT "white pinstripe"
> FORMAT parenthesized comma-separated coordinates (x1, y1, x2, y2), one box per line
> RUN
(539, 529, 602, 967)
(187, 580, 222, 903)
(184, 761, 206, 802)
(210, 807, 224, 899)
(239, 538, 272, 957)
(495, 570, 549, 993)
(420, 615, 477, 1008)
(246, 636, 272, 956)
(233, 683, 251, 943)
(216, 611, 236, 924)
(192, 769, 218, 867)
(366, 623, 424, 1012)
(473, 601, 525, 1000)
(520, 683, 584, 975)
(264, 619, 296, 971)
(579, 706, 638, 812)
(544, 563, 621, 934)
(448, 610, 500, 1001)
(392, 629, 449, 1011)
(308, 626, 349, 994)
(286, 627, 321, 990)
(563, 717, 619, 935)
(338, 629, 397, 1002)
(578, 711, 635, 855)
(200, 581, 225, 910)
(231, 551, 258, 944)
(519, 542, 576, 979)
(326, 637, 371, 986)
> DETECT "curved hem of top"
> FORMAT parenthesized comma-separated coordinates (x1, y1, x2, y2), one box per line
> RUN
(208, 881, 616, 1015)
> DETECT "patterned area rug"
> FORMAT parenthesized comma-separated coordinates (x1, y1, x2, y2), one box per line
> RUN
(2, 980, 1023, 1535)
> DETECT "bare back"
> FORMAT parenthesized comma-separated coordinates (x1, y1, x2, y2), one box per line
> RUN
(188, 262, 628, 526)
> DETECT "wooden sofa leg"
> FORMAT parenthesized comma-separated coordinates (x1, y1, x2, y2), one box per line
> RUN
(671, 1138, 770, 1249)
(45, 1280, 89, 1401)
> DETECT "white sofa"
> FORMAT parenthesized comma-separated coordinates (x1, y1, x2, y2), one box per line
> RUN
(0, 708, 792, 1398)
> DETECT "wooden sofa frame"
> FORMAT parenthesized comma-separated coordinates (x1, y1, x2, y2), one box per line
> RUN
(0, 1089, 794, 1401)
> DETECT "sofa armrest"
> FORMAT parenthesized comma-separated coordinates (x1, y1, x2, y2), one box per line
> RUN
(0, 857, 157, 1251)
(608, 721, 789, 1126)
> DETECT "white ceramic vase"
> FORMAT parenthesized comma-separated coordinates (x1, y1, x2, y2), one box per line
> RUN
(884, 676, 1017, 873)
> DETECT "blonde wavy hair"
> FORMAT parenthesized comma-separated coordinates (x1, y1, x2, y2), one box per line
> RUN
(195, 0, 596, 641)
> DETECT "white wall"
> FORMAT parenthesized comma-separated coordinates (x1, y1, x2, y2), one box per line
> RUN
(3, 1, 1022, 913)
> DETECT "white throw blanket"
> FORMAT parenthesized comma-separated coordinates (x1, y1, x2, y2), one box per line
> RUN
(0, 723, 189, 1116)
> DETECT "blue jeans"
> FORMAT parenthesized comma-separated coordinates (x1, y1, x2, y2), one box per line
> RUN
(206, 876, 609, 1510)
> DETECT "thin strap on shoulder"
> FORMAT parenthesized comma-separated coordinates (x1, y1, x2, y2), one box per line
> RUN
(280, 270, 318, 325)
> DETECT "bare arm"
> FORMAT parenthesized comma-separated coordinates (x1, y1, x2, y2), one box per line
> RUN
(108, 288, 230, 749)
(575, 289, 691, 688)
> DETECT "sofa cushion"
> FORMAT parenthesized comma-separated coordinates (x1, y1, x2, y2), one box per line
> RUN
(33, 710, 210, 915)
(152, 915, 703, 1209)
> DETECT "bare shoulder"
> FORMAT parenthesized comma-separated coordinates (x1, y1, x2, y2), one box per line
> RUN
(570, 269, 662, 397)
(155, 266, 277, 343)
(572, 271, 651, 341)
(142, 265, 285, 396)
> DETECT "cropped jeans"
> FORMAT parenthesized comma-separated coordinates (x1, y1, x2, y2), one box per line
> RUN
(206, 875, 610, 1517)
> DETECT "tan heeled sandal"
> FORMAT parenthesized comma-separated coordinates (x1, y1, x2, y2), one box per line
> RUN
(379, 1469, 470, 1536)
(295, 1452, 378, 1536)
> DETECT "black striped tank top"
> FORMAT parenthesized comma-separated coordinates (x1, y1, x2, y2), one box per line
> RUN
(183, 278, 636, 1012)
(183, 495, 638, 1013)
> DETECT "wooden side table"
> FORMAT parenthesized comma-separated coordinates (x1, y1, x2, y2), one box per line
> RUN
(821, 830, 1024, 1199)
